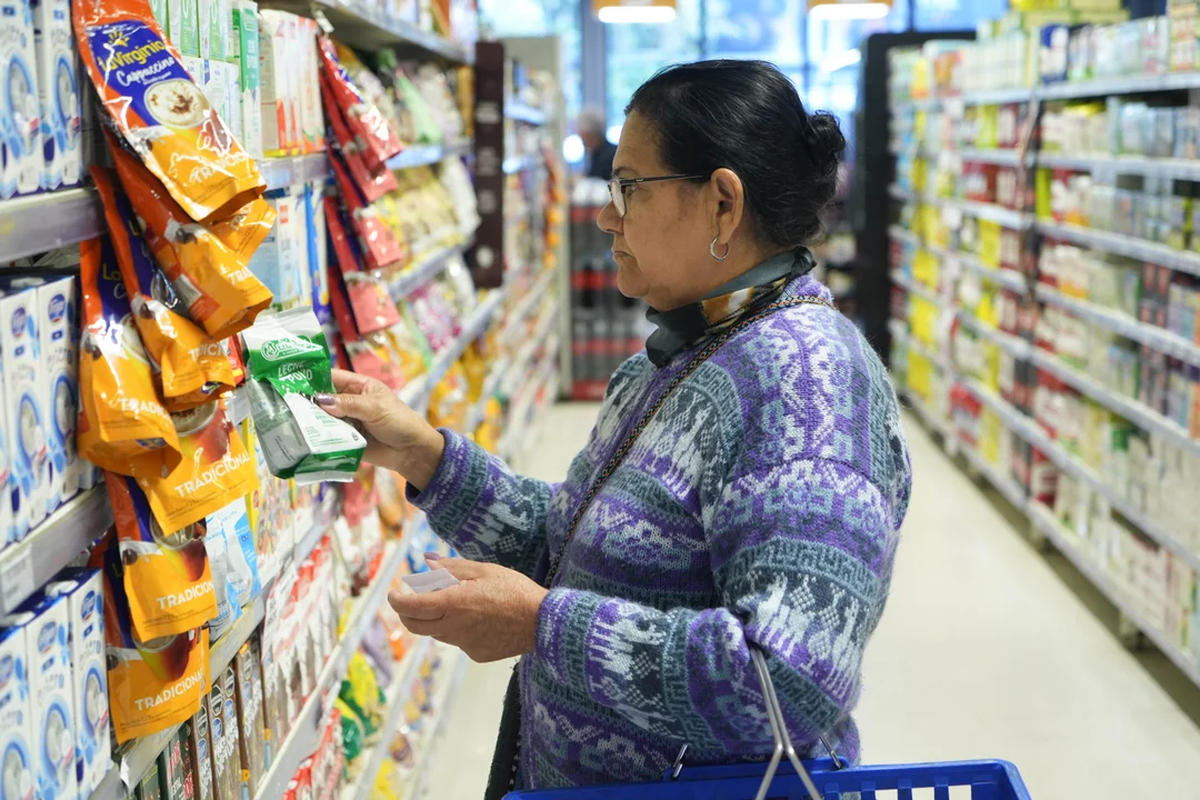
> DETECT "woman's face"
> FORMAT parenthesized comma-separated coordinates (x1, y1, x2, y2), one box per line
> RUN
(597, 111, 715, 311)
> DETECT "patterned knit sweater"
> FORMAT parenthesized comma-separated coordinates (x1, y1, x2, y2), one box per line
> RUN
(410, 275, 912, 789)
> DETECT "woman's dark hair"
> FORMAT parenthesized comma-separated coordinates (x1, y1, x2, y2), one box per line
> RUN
(626, 60, 845, 248)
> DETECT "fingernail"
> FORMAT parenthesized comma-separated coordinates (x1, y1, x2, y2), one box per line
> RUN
(423, 551, 441, 562)
(314, 393, 337, 407)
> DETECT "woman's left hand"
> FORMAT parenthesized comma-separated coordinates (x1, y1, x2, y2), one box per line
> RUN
(388, 556, 549, 663)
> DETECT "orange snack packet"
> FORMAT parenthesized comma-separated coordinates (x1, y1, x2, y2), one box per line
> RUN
(137, 400, 259, 533)
(92, 165, 236, 410)
(77, 238, 181, 477)
(73, 0, 264, 222)
(108, 135, 274, 339)
(106, 472, 218, 641)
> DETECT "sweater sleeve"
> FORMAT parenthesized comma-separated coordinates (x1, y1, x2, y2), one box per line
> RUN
(406, 430, 555, 577)
(531, 457, 897, 754)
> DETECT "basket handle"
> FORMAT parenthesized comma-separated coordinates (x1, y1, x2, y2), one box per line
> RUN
(749, 647, 825, 800)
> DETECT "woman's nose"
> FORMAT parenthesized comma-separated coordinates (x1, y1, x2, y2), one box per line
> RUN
(597, 201, 621, 234)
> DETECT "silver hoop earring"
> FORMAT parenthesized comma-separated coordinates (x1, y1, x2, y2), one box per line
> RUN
(709, 236, 729, 261)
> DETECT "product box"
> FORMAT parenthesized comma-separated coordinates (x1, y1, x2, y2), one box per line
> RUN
(166, 0, 184, 50)
(234, 637, 266, 796)
(197, 0, 212, 59)
(260, 567, 295, 744)
(248, 190, 303, 310)
(207, 665, 242, 800)
(186, 703, 215, 800)
(148, 0, 169, 35)
(31, 0, 81, 190)
(158, 735, 189, 800)
(176, 722, 198, 800)
(231, 0, 261, 159)
(0, 624, 34, 800)
(176, 0, 200, 58)
(35, 277, 79, 512)
(258, 9, 299, 154)
(0, 288, 49, 541)
(297, 17, 323, 152)
(1, 0, 43, 198)
(44, 569, 110, 797)
(223, 56, 242, 144)
(199, 60, 226, 132)
(6, 593, 77, 800)
(138, 762, 163, 800)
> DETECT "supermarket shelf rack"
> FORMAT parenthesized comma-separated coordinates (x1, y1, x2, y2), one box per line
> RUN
(0, 488, 111, 615)
(952, 71, 1200, 107)
(276, 0, 474, 62)
(400, 289, 506, 410)
(255, 541, 410, 800)
(399, 649, 468, 800)
(388, 237, 472, 301)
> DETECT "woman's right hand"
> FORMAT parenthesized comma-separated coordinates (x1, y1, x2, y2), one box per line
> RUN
(316, 369, 446, 491)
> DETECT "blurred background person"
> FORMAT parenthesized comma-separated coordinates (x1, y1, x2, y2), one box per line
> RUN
(578, 106, 617, 180)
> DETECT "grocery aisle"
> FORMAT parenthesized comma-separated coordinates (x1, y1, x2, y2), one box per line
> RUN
(423, 402, 1200, 799)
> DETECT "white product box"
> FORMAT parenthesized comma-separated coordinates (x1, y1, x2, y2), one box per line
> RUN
(30, 0, 81, 190)
(1, 0, 43, 199)
(197, 0, 212, 60)
(0, 624, 34, 800)
(290, 184, 312, 307)
(0, 289, 49, 541)
(3, 594, 76, 800)
(223, 58, 242, 143)
(167, 0, 185, 53)
(231, 0, 261, 159)
(297, 16, 322, 152)
(247, 192, 302, 310)
(34, 277, 79, 513)
(257, 10, 298, 154)
(45, 570, 109, 797)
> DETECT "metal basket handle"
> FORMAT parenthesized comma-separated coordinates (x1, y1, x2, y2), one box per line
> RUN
(670, 646, 844, 800)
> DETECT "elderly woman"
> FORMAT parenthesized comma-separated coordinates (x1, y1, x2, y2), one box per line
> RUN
(317, 60, 911, 796)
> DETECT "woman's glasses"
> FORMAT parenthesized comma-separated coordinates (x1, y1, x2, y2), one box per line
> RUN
(607, 174, 707, 218)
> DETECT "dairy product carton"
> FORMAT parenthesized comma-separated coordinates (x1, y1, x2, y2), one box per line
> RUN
(44, 570, 109, 797)
(35, 277, 79, 511)
(0, 368, 15, 552)
(5, 593, 76, 800)
(1, 0, 43, 198)
(258, 10, 298, 154)
(30, 0, 81, 190)
(0, 624, 34, 800)
(231, 1, 261, 159)
(0, 288, 49, 540)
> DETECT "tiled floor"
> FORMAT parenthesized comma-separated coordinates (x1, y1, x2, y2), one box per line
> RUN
(421, 403, 1200, 798)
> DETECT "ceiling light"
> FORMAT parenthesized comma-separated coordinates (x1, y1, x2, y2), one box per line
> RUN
(808, 2, 890, 21)
(597, 5, 676, 23)
(820, 48, 862, 73)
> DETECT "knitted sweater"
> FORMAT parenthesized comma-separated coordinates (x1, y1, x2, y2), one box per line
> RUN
(410, 275, 912, 789)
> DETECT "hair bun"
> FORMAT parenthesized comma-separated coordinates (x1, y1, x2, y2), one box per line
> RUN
(806, 111, 846, 161)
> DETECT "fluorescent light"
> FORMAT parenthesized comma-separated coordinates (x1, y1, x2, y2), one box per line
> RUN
(597, 5, 676, 23)
(808, 2, 890, 21)
(820, 48, 862, 73)
(563, 134, 585, 164)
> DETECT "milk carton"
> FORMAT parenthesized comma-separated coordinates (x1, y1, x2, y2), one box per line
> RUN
(0, 289, 48, 541)
(34, 278, 78, 512)
(0, 0, 43, 198)
(4, 593, 76, 800)
(258, 10, 297, 154)
(0, 625, 34, 800)
(231, 0, 261, 159)
(30, 0, 80, 190)
(44, 570, 109, 797)
(0, 369, 15, 553)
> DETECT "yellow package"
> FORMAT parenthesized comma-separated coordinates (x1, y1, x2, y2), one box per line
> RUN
(107, 472, 217, 641)
(109, 137, 274, 339)
(138, 401, 260, 532)
(209, 197, 279, 263)
(77, 238, 182, 477)
(427, 363, 467, 431)
(92, 165, 236, 409)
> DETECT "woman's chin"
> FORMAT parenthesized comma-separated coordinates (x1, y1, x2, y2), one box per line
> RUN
(613, 265, 643, 300)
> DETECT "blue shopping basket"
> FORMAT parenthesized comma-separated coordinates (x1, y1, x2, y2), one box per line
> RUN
(507, 649, 1031, 800)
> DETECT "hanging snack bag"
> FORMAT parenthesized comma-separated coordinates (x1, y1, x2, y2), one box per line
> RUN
(73, 0, 265, 223)
(107, 136, 274, 339)
(137, 400, 259, 532)
(316, 35, 401, 171)
(92, 166, 237, 408)
(319, 72, 395, 203)
(242, 308, 366, 483)
(329, 274, 404, 391)
(94, 535, 210, 743)
(327, 155, 405, 271)
(107, 472, 217, 641)
(77, 238, 181, 478)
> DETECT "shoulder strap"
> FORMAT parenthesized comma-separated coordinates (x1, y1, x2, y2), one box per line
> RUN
(541, 294, 832, 588)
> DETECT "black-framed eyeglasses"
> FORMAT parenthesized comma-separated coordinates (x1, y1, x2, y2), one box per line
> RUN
(608, 174, 707, 218)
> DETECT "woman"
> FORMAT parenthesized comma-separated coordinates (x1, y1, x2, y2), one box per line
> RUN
(317, 60, 912, 795)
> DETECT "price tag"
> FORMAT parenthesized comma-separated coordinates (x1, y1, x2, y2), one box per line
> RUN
(0, 549, 34, 614)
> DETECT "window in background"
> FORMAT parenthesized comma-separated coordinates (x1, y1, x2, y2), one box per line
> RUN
(915, 0, 1006, 31)
(703, 0, 804, 70)
(604, 0, 702, 123)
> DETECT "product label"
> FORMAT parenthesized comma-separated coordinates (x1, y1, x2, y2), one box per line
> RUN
(107, 628, 209, 743)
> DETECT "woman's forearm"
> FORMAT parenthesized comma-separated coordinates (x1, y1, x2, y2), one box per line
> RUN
(393, 422, 447, 491)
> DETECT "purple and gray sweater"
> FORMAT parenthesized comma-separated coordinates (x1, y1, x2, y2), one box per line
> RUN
(411, 276, 912, 789)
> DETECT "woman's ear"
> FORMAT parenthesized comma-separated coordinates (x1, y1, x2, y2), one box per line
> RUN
(710, 167, 746, 247)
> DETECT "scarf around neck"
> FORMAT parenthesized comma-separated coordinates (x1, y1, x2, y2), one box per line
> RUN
(644, 249, 815, 367)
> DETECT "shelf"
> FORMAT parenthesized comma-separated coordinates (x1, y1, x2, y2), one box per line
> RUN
(1037, 152, 1200, 181)
(890, 270, 942, 306)
(340, 638, 432, 800)
(499, 351, 559, 464)
(1035, 284, 1200, 368)
(957, 313, 1034, 361)
(256, 541, 407, 800)
(956, 148, 1026, 167)
(506, 103, 547, 126)
(956, 254, 1029, 294)
(958, 433, 1031, 513)
(1037, 71, 1200, 101)
(398, 649, 467, 800)
(0, 488, 111, 614)
(888, 186, 1031, 229)
(1035, 219, 1200, 279)
(276, 0, 473, 62)
(501, 268, 557, 343)
(888, 225, 919, 246)
(502, 154, 542, 174)
(1027, 503, 1200, 687)
(961, 87, 1036, 106)
(388, 241, 467, 301)
(1027, 350, 1200, 459)
(260, 153, 331, 191)
(903, 389, 952, 440)
(385, 140, 473, 171)
(0, 188, 105, 262)
(399, 290, 506, 410)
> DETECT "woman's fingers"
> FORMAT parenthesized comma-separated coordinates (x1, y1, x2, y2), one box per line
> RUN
(331, 368, 372, 394)
(315, 389, 380, 422)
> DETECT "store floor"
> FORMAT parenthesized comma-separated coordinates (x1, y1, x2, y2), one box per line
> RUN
(421, 403, 1200, 798)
